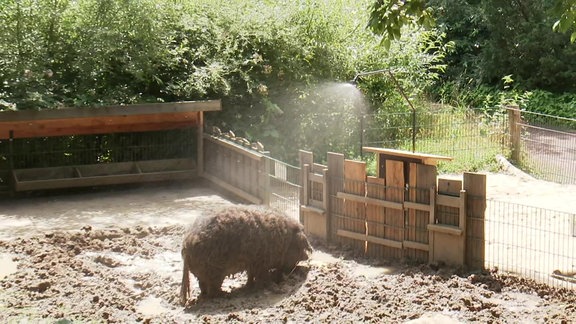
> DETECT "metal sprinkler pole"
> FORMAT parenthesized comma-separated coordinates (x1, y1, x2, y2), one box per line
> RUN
(351, 69, 417, 152)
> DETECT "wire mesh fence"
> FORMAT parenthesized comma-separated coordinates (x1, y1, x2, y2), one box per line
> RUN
(0, 128, 198, 169)
(264, 156, 301, 221)
(517, 110, 576, 184)
(361, 107, 509, 170)
(484, 199, 576, 289)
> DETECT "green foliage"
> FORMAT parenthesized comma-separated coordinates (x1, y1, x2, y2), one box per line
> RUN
(0, 0, 449, 165)
(523, 90, 576, 121)
(553, 0, 576, 42)
(368, 0, 435, 48)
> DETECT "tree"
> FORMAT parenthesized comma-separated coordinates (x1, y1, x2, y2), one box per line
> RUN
(368, 0, 576, 93)
(368, 0, 576, 43)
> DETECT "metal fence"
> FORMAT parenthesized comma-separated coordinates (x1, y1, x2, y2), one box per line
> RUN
(0, 128, 198, 195)
(361, 107, 509, 170)
(516, 110, 576, 184)
(483, 199, 576, 289)
(264, 156, 301, 221)
(360, 106, 576, 184)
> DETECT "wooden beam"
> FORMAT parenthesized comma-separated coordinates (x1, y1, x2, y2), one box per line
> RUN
(337, 229, 403, 249)
(403, 240, 429, 251)
(336, 191, 403, 210)
(0, 100, 221, 122)
(362, 147, 453, 166)
(0, 112, 201, 139)
(427, 224, 463, 236)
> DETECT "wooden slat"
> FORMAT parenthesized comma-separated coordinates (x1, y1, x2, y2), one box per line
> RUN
(326, 152, 344, 243)
(1, 112, 201, 139)
(337, 230, 403, 249)
(363, 147, 453, 165)
(464, 172, 487, 269)
(14, 169, 197, 191)
(336, 192, 403, 209)
(309, 172, 325, 183)
(204, 135, 264, 160)
(427, 224, 463, 236)
(300, 205, 326, 215)
(0, 100, 221, 122)
(403, 240, 429, 252)
(414, 164, 436, 263)
(403, 201, 432, 212)
(436, 194, 461, 208)
(366, 176, 386, 258)
(343, 159, 367, 253)
(203, 173, 262, 204)
(385, 159, 405, 259)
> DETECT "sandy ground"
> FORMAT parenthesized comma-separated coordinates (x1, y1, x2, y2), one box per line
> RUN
(1, 176, 575, 323)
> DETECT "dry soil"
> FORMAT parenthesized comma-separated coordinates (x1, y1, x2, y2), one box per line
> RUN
(0, 176, 575, 323)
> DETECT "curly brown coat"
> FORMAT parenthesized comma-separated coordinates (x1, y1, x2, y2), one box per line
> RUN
(180, 205, 312, 305)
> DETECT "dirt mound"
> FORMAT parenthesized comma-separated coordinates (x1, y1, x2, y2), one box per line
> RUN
(1, 225, 575, 323)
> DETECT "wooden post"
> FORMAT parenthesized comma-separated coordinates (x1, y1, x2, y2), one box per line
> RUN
(197, 112, 204, 177)
(327, 152, 344, 243)
(8, 130, 15, 197)
(507, 106, 522, 164)
(464, 172, 487, 270)
(259, 155, 270, 206)
(322, 168, 330, 241)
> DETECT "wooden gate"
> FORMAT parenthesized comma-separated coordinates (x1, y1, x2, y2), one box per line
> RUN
(300, 148, 486, 267)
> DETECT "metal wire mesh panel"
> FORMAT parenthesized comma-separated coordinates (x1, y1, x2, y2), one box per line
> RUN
(265, 156, 301, 221)
(2, 128, 198, 169)
(519, 111, 576, 184)
(485, 199, 576, 289)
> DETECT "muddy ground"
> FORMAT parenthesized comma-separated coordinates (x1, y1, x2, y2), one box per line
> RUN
(1, 177, 576, 323)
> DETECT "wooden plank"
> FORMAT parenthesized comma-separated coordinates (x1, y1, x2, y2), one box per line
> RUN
(309, 172, 325, 183)
(299, 151, 314, 218)
(366, 176, 386, 258)
(405, 163, 418, 260)
(203, 173, 262, 204)
(336, 192, 402, 209)
(344, 159, 367, 253)
(436, 194, 461, 208)
(301, 209, 328, 240)
(459, 190, 467, 231)
(385, 159, 405, 259)
(463, 172, 487, 270)
(197, 112, 204, 176)
(414, 163, 436, 263)
(403, 201, 431, 212)
(403, 240, 429, 252)
(14, 170, 197, 191)
(427, 224, 463, 236)
(363, 147, 453, 165)
(0, 100, 221, 122)
(1, 112, 201, 139)
(300, 205, 326, 215)
(337, 230, 402, 249)
(2, 120, 199, 139)
(437, 178, 462, 226)
(438, 177, 462, 195)
(326, 152, 345, 243)
(204, 135, 264, 160)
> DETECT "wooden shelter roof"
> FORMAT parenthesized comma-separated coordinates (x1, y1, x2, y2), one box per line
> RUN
(0, 100, 221, 139)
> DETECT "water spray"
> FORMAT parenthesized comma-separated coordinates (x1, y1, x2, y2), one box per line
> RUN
(350, 69, 417, 152)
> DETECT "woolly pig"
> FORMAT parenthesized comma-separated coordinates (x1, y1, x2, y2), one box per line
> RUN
(180, 205, 312, 305)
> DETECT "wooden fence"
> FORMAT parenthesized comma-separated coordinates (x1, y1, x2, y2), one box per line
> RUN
(198, 131, 487, 268)
(299, 149, 486, 267)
